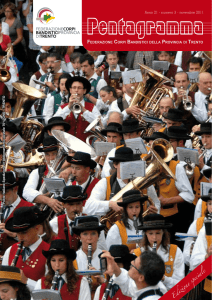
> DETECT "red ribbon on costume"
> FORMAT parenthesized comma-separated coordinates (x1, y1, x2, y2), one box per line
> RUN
(160, 256, 212, 300)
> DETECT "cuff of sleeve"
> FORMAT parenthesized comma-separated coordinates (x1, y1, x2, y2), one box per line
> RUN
(123, 110, 129, 120)
(178, 192, 194, 203)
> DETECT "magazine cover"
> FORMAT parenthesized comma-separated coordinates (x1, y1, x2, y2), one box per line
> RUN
(0, 0, 212, 299)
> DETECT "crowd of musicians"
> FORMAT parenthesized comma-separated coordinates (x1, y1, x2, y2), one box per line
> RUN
(0, 38, 212, 300)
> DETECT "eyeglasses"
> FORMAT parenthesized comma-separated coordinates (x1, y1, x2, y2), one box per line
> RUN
(70, 87, 84, 90)
(130, 262, 142, 274)
(47, 60, 60, 64)
(5, 10, 12, 13)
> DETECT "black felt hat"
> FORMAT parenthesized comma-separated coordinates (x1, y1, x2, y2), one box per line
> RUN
(0, 96, 16, 107)
(203, 168, 212, 179)
(0, 171, 18, 190)
(167, 126, 190, 140)
(143, 132, 169, 142)
(65, 76, 91, 94)
(5, 206, 50, 232)
(0, 266, 23, 284)
(100, 122, 122, 136)
(37, 136, 58, 152)
(0, 46, 7, 57)
(66, 151, 97, 169)
(201, 189, 212, 202)
(117, 190, 148, 207)
(163, 108, 184, 122)
(109, 245, 136, 264)
(42, 239, 76, 260)
(109, 146, 135, 162)
(138, 213, 172, 231)
(0, 119, 20, 135)
(58, 186, 87, 203)
(121, 119, 144, 133)
(195, 123, 212, 135)
(43, 117, 71, 133)
(72, 216, 105, 236)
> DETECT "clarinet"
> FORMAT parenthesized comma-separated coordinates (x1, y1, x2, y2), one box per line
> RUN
(102, 277, 113, 300)
(133, 215, 138, 235)
(152, 242, 157, 252)
(11, 241, 24, 266)
(87, 244, 93, 289)
(51, 270, 60, 290)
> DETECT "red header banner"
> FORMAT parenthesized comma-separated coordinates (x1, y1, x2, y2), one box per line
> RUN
(82, 0, 211, 50)
(160, 256, 212, 300)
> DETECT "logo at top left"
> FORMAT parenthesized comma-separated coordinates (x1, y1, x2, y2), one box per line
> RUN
(36, 8, 55, 24)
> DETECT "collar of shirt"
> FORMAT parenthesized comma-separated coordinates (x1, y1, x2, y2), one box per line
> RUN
(125, 93, 132, 105)
(9, 196, 21, 211)
(197, 90, 208, 102)
(61, 273, 67, 283)
(60, 91, 68, 99)
(76, 175, 91, 191)
(205, 149, 212, 159)
(134, 283, 161, 298)
(28, 237, 42, 253)
(39, 68, 46, 76)
(88, 72, 98, 82)
(116, 178, 127, 189)
(128, 218, 142, 229)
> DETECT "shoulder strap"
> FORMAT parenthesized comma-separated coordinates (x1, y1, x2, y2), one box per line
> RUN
(117, 97, 124, 112)
(137, 288, 163, 300)
(37, 165, 47, 190)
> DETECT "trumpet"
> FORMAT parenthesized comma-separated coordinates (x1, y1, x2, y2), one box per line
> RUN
(198, 144, 207, 159)
(184, 144, 207, 177)
(70, 94, 82, 114)
(179, 86, 193, 111)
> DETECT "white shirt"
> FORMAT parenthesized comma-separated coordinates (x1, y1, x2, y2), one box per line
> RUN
(29, 69, 46, 89)
(109, 93, 132, 121)
(190, 226, 207, 271)
(4, 196, 21, 220)
(113, 268, 166, 300)
(194, 198, 203, 220)
(87, 72, 107, 99)
(34, 274, 91, 300)
(50, 214, 107, 250)
(2, 237, 43, 291)
(174, 51, 195, 68)
(23, 168, 43, 203)
(76, 248, 102, 270)
(54, 99, 101, 124)
(106, 218, 143, 249)
(192, 90, 208, 122)
(139, 245, 184, 291)
(43, 91, 69, 124)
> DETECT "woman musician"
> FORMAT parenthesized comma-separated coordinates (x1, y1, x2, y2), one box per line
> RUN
(34, 239, 91, 300)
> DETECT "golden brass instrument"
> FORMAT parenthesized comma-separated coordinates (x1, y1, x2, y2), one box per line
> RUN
(8, 149, 45, 169)
(84, 116, 106, 146)
(0, 47, 12, 82)
(100, 138, 176, 233)
(190, 132, 202, 149)
(189, 51, 212, 92)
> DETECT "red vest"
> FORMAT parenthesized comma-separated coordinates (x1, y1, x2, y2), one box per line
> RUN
(60, 102, 94, 142)
(34, 70, 42, 80)
(8, 241, 49, 281)
(72, 177, 99, 205)
(182, 51, 191, 71)
(165, 64, 178, 86)
(41, 275, 82, 300)
(57, 214, 80, 250)
(99, 283, 131, 300)
(0, 199, 34, 252)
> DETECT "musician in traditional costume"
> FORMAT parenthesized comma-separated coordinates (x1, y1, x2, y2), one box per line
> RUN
(34, 239, 91, 300)
(53, 76, 101, 143)
(94, 245, 135, 300)
(106, 190, 147, 251)
(0, 266, 31, 300)
(40, 116, 70, 141)
(133, 214, 185, 291)
(23, 136, 64, 214)
(0, 95, 16, 119)
(195, 123, 212, 168)
(50, 185, 106, 251)
(0, 171, 33, 255)
(183, 189, 212, 268)
(2, 206, 50, 290)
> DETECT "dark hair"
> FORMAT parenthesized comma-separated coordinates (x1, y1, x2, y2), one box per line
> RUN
(38, 53, 48, 64)
(70, 52, 82, 63)
(139, 251, 165, 286)
(121, 203, 143, 230)
(55, 46, 68, 58)
(48, 51, 62, 61)
(3, 2, 17, 17)
(45, 256, 79, 293)
(188, 56, 203, 68)
(175, 71, 189, 81)
(100, 86, 117, 98)
(141, 229, 170, 253)
(57, 73, 72, 93)
(7, 281, 31, 300)
(106, 51, 119, 58)
(80, 53, 94, 66)
(156, 51, 175, 58)
(41, 220, 56, 244)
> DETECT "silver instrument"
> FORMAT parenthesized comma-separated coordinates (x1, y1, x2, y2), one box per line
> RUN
(152, 242, 157, 252)
(179, 86, 193, 111)
(133, 215, 138, 235)
(70, 94, 81, 114)
(184, 144, 207, 177)
(51, 270, 60, 290)
(87, 244, 93, 289)
(84, 116, 106, 146)
(102, 277, 114, 300)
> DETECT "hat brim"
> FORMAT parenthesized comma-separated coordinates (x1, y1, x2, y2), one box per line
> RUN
(167, 134, 190, 140)
(0, 182, 18, 191)
(43, 121, 71, 133)
(37, 146, 58, 153)
(100, 129, 122, 136)
(58, 194, 87, 203)
(114, 253, 136, 263)
(201, 195, 212, 202)
(65, 77, 91, 95)
(137, 223, 173, 231)
(109, 155, 136, 162)
(117, 195, 148, 207)
(5, 209, 50, 232)
(72, 224, 105, 236)
(42, 248, 76, 260)
(0, 278, 25, 284)
(203, 168, 212, 179)
(195, 130, 212, 135)
(121, 126, 144, 133)
(67, 157, 97, 169)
